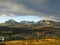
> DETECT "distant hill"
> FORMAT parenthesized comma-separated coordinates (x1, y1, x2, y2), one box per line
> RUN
(36, 20, 60, 26)
(0, 19, 19, 26)
(5, 19, 18, 24)
(20, 21, 35, 25)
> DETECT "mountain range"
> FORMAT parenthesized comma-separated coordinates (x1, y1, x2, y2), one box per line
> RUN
(0, 19, 60, 27)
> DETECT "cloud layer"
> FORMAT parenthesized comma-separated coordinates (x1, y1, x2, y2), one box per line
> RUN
(0, 0, 60, 21)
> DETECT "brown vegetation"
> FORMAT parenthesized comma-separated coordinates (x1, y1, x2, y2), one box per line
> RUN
(0, 39, 60, 45)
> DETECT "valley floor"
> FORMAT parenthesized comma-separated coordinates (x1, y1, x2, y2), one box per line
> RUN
(0, 39, 60, 45)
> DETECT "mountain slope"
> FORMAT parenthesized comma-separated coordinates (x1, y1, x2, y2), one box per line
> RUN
(36, 20, 60, 26)
(0, 19, 19, 26)
(5, 19, 18, 24)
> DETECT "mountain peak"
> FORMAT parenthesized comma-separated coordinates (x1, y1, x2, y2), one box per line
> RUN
(7, 19, 16, 22)
(37, 20, 56, 26)
(5, 19, 18, 24)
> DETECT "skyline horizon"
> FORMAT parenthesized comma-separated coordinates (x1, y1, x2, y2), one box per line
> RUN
(0, 17, 59, 23)
(0, 16, 42, 23)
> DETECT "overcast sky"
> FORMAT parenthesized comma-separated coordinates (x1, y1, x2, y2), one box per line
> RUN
(0, 0, 60, 23)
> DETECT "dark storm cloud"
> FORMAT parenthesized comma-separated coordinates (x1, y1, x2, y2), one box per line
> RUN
(17, 0, 60, 15)
(0, 0, 60, 21)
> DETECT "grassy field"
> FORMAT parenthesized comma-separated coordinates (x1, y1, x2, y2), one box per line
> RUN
(0, 39, 60, 45)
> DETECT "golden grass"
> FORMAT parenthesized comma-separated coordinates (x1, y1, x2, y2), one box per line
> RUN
(0, 39, 60, 45)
